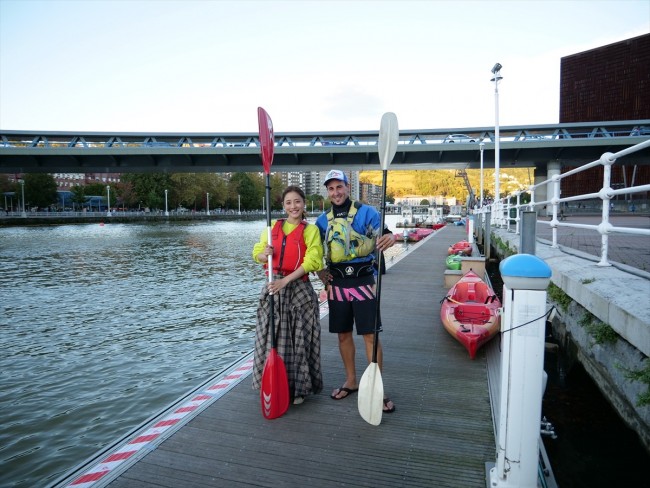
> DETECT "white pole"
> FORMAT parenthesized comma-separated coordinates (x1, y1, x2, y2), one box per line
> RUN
(489, 254, 551, 488)
(20, 179, 26, 217)
(164, 189, 169, 216)
(206, 192, 210, 215)
(238, 194, 241, 215)
(491, 63, 503, 225)
(478, 142, 485, 208)
(106, 185, 112, 216)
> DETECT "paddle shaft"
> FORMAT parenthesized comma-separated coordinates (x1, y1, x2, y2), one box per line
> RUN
(371, 169, 388, 363)
(264, 173, 276, 349)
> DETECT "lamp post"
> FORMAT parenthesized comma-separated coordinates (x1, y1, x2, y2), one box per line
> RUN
(479, 142, 485, 208)
(164, 189, 169, 216)
(106, 185, 112, 216)
(206, 192, 210, 215)
(19, 179, 26, 217)
(491, 63, 503, 224)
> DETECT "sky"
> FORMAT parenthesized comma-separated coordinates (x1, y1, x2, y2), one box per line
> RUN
(0, 0, 648, 134)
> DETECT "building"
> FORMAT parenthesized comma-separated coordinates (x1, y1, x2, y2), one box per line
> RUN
(360, 182, 382, 207)
(559, 34, 650, 201)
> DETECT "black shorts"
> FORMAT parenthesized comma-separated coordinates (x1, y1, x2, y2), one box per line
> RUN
(326, 274, 382, 335)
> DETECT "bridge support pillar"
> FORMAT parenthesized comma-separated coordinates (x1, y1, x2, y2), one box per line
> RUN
(537, 161, 561, 216)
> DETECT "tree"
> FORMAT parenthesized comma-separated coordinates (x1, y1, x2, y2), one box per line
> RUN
(120, 173, 172, 210)
(228, 173, 260, 210)
(24, 173, 58, 210)
(70, 185, 87, 209)
(307, 193, 325, 213)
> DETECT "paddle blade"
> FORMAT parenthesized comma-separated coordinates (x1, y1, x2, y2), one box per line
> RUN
(378, 112, 399, 170)
(261, 349, 289, 419)
(257, 107, 274, 174)
(358, 363, 384, 426)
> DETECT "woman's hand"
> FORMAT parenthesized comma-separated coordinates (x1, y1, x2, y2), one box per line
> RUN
(268, 277, 287, 294)
(258, 244, 273, 262)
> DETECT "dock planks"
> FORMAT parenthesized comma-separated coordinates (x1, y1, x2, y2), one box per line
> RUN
(108, 224, 495, 488)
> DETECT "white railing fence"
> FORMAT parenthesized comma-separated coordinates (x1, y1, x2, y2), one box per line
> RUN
(477, 138, 650, 266)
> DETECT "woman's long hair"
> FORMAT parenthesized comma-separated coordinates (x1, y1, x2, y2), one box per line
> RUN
(282, 185, 308, 221)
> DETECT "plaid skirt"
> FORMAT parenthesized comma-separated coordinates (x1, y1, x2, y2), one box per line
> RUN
(252, 279, 323, 398)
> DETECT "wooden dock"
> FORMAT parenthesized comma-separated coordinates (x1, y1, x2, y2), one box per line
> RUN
(99, 224, 496, 487)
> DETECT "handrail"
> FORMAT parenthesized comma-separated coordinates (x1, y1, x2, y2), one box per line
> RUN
(477, 138, 650, 267)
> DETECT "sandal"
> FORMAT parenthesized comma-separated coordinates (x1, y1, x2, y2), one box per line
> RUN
(383, 397, 396, 413)
(330, 386, 358, 400)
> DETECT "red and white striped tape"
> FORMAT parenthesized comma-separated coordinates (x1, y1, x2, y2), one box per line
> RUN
(65, 359, 254, 487)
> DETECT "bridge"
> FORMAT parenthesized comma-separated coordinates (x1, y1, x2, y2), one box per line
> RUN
(1, 120, 649, 174)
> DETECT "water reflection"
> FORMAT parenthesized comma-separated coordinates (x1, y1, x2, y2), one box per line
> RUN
(0, 220, 264, 487)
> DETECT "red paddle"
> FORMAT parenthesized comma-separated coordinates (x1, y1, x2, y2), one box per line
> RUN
(258, 107, 289, 420)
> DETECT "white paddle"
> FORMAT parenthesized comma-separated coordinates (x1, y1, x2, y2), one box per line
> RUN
(358, 112, 399, 426)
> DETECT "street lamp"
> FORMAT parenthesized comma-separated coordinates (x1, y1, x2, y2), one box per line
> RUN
(206, 192, 210, 215)
(106, 185, 112, 216)
(19, 179, 26, 217)
(479, 142, 485, 208)
(491, 62, 503, 223)
(164, 189, 169, 216)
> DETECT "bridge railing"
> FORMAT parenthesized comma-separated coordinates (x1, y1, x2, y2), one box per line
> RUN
(1, 121, 649, 149)
(479, 138, 650, 267)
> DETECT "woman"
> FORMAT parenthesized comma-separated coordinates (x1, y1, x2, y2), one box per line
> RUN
(252, 186, 324, 404)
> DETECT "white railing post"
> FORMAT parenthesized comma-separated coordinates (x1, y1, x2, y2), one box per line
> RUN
(514, 191, 521, 235)
(597, 152, 616, 266)
(550, 175, 561, 248)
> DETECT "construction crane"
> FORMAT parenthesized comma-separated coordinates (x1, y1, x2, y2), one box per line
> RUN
(455, 169, 476, 208)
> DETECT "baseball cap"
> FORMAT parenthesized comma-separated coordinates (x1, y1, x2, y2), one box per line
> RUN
(323, 169, 349, 186)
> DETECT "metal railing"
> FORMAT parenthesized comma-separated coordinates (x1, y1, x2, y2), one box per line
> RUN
(1, 121, 648, 149)
(478, 138, 650, 266)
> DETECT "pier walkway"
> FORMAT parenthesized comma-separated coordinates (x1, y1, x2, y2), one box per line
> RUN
(89, 224, 494, 487)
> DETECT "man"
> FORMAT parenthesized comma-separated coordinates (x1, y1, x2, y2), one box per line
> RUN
(316, 169, 396, 413)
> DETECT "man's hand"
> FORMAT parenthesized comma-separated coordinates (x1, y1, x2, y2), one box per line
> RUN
(376, 233, 396, 252)
(318, 269, 332, 285)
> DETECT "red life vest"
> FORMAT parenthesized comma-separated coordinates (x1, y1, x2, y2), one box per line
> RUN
(266, 219, 308, 279)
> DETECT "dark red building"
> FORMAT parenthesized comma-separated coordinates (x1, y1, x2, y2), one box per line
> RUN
(559, 34, 650, 201)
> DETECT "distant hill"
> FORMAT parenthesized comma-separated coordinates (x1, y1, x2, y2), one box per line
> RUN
(359, 168, 534, 201)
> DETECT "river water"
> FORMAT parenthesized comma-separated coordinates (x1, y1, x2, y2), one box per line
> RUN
(0, 220, 273, 487)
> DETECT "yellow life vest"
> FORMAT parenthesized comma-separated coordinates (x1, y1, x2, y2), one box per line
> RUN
(324, 201, 377, 264)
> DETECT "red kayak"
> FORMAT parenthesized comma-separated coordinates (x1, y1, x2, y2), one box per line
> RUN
(447, 240, 472, 256)
(440, 270, 501, 359)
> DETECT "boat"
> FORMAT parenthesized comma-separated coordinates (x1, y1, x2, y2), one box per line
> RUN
(396, 227, 436, 242)
(440, 270, 501, 359)
(395, 229, 421, 242)
(447, 240, 472, 256)
(446, 254, 462, 270)
(417, 221, 446, 231)
(413, 228, 434, 238)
